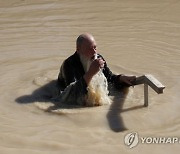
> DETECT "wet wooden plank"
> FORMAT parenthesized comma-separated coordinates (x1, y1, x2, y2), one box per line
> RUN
(145, 74, 165, 94)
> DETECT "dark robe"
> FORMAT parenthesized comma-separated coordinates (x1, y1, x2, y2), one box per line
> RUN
(56, 52, 124, 105)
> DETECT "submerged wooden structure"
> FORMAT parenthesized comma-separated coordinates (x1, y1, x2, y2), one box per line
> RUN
(133, 75, 165, 107)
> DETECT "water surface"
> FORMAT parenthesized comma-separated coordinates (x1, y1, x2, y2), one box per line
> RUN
(0, 0, 180, 153)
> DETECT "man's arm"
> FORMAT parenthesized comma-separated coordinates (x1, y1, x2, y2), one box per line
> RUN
(99, 54, 136, 88)
(83, 58, 105, 85)
(58, 60, 76, 88)
(57, 59, 88, 105)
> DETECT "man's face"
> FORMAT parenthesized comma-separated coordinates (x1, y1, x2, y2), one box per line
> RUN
(80, 37, 97, 59)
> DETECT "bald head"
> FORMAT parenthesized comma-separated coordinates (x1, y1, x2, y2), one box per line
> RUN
(76, 33, 97, 59)
(76, 33, 94, 49)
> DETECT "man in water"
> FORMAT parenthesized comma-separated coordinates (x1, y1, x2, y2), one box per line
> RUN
(57, 33, 136, 106)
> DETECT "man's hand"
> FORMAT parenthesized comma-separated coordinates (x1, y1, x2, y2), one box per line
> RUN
(83, 58, 105, 85)
(119, 75, 136, 86)
(88, 58, 105, 76)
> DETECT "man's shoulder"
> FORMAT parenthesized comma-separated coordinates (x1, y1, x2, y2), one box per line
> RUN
(62, 52, 82, 71)
(64, 52, 79, 64)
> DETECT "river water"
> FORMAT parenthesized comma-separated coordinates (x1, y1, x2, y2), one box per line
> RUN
(0, 0, 180, 153)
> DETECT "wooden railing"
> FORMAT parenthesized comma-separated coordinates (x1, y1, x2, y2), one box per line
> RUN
(133, 75, 165, 107)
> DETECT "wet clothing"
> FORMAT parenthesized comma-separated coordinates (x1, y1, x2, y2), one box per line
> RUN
(56, 52, 123, 105)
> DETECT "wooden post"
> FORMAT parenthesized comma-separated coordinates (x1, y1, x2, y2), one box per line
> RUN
(144, 84, 148, 107)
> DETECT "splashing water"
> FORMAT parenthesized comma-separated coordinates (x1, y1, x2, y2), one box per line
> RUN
(84, 54, 112, 106)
